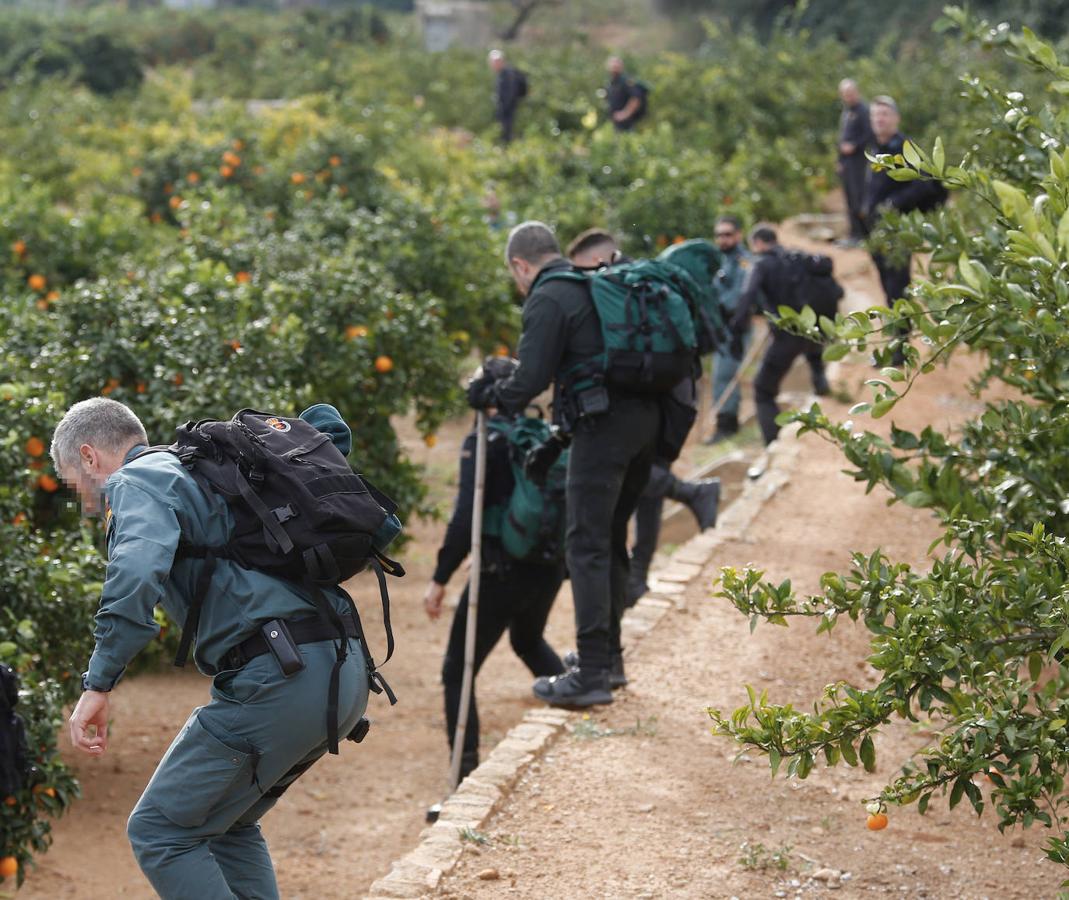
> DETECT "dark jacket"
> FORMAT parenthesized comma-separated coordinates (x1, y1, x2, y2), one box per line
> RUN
(433, 417, 514, 585)
(730, 245, 793, 334)
(606, 73, 648, 129)
(495, 66, 523, 121)
(864, 132, 949, 221)
(838, 100, 873, 160)
(492, 259, 604, 425)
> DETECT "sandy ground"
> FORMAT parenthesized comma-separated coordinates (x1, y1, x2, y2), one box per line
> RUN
(19, 229, 1058, 899)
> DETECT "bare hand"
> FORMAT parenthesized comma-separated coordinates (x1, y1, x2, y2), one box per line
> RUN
(424, 582, 446, 621)
(840, 141, 856, 155)
(70, 690, 110, 756)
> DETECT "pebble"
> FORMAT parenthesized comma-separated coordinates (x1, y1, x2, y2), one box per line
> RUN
(813, 868, 841, 882)
(477, 868, 500, 881)
(636, 803, 655, 813)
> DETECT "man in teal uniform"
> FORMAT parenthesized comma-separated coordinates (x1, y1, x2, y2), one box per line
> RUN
(56, 397, 369, 900)
(707, 214, 753, 443)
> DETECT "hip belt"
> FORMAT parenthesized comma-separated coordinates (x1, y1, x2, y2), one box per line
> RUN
(222, 614, 359, 671)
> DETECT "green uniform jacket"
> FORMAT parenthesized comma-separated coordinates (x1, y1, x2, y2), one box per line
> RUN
(714, 246, 753, 314)
(85, 429, 354, 691)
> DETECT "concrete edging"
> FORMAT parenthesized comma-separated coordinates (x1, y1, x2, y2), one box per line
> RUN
(365, 426, 806, 899)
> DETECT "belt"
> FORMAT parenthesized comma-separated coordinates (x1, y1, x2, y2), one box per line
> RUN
(222, 614, 359, 671)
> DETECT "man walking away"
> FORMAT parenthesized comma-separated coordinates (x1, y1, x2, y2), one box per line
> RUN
(59, 399, 371, 900)
(468, 221, 660, 708)
(707, 214, 754, 444)
(605, 56, 649, 132)
(423, 375, 566, 781)
(863, 95, 948, 363)
(837, 79, 874, 245)
(566, 228, 720, 606)
(730, 225, 841, 445)
(489, 49, 526, 145)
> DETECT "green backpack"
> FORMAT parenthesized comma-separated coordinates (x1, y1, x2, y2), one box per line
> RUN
(656, 238, 729, 355)
(542, 258, 701, 396)
(485, 416, 569, 565)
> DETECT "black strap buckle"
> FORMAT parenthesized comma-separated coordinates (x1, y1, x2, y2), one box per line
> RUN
(273, 504, 297, 524)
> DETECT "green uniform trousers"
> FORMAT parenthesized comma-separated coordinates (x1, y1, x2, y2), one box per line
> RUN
(127, 638, 369, 900)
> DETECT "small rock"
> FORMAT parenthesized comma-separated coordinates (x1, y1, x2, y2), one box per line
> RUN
(1011, 837, 1026, 848)
(636, 803, 655, 813)
(477, 868, 500, 881)
(813, 868, 841, 883)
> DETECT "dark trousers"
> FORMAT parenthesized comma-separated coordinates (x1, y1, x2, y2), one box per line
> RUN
(442, 564, 565, 769)
(872, 253, 911, 307)
(754, 331, 826, 445)
(840, 154, 869, 240)
(498, 110, 515, 144)
(567, 394, 660, 671)
(630, 461, 677, 596)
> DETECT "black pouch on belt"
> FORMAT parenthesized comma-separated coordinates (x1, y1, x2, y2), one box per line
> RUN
(262, 619, 306, 677)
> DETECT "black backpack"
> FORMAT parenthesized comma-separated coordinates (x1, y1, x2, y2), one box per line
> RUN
(780, 251, 844, 319)
(0, 664, 29, 797)
(514, 69, 528, 99)
(141, 409, 404, 752)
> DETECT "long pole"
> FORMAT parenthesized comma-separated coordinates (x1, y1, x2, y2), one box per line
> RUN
(706, 330, 771, 435)
(448, 411, 488, 792)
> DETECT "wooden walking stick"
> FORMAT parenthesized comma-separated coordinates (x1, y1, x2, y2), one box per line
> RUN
(448, 410, 488, 792)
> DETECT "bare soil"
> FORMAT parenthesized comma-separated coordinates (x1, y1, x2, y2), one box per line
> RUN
(20, 232, 1058, 900)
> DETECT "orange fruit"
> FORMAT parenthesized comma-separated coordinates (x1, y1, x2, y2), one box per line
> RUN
(222, 151, 241, 167)
(162, 183, 174, 195)
(27, 274, 46, 292)
(36, 299, 49, 311)
(424, 434, 437, 448)
(494, 344, 510, 357)
(11, 513, 26, 527)
(232, 139, 245, 151)
(37, 474, 59, 493)
(11, 239, 26, 257)
(345, 325, 369, 340)
(329, 155, 342, 167)
(0, 856, 17, 879)
(150, 212, 163, 224)
(226, 339, 241, 352)
(173, 373, 184, 387)
(101, 377, 120, 396)
(374, 355, 394, 373)
(866, 812, 888, 831)
(290, 172, 306, 185)
(187, 172, 200, 184)
(169, 195, 183, 210)
(136, 382, 147, 394)
(219, 165, 234, 178)
(3, 795, 15, 806)
(25, 436, 44, 458)
(673, 235, 686, 244)
(235, 271, 252, 284)
(45, 290, 59, 302)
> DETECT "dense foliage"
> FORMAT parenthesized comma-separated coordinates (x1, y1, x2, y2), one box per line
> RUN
(711, 8, 1069, 872)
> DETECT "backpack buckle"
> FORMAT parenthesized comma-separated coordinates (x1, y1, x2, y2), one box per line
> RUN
(273, 504, 297, 524)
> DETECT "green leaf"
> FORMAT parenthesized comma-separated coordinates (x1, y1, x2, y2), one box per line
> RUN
(822, 343, 849, 362)
(872, 398, 897, 419)
(859, 735, 876, 773)
(1029, 651, 1043, 683)
(769, 748, 781, 777)
(932, 137, 946, 175)
(902, 491, 933, 508)
(839, 736, 858, 767)
(949, 775, 965, 810)
(902, 140, 923, 169)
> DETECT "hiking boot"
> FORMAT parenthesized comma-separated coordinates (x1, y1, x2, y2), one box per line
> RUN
(533, 668, 612, 708)
(704, 413, 738, 445)
(673, 478, 721, 530)
(625, 572, 648, 607)
(561, 652, 627, 690)
(812, 372, 831, 397)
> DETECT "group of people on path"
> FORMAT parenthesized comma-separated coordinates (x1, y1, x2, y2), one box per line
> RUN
(36, 63, 949, 900)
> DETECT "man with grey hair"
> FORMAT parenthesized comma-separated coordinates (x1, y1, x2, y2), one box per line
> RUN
(605, 55, 649, 131)
(56, 397, 370, 900)
(467, 221, 660, 707)
(489, 48, 526, 144)
(837, 78, 874, 244)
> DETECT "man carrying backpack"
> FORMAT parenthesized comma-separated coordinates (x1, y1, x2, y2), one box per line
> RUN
(57, 398, 381, 900)
(468, 221, 665, 707)
(605, 56, 649, 132)
(489, 49, 526, 145)
(566, 228, 720, 605)
(730, 225, 843, 445)
(424, 362, 566, 781)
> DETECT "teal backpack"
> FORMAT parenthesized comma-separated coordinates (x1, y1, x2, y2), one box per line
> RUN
(656, 238, 729, 355)
(542, 258, 701, 396)
(485, 416, 569, 566)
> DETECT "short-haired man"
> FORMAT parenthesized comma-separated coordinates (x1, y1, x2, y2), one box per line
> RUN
(58, 398, 369, 899)
(468, 221, 660, 706)
(489, 49, 525, 145)
(708, 214, 754, 443)
(837, 79, 874, 245)
(565, 229, 720, 605)
(863, 95, 948, 362)
(605, 56, 649, 132)
(730, 225, 830, 445)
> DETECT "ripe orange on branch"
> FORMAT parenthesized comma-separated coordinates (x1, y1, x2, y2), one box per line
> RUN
(866, 812, 888, 831)
(0, 856, 17, 879)
(37, 474, 59, 493)
(345, 325, 369, 340)
(11, 239, 26, 257)
(374, 355, 394, 373)
(25, 436, 45, 458)
(27, 274, 46, 292)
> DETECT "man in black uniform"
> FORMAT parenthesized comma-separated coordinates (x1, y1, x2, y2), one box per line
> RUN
(731, 225, 831, 446)
(566, 228, 720, 605)
(468, 221, 659, 707)
(605, 56, 648, 132)
(423, 365, 566, 779)
(489, 49, 524, 145)
(863, 95, 948, 363)
(837, 79, 874, 245)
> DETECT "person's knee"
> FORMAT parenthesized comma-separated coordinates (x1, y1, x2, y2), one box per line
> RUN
(127, 803, 167, 871)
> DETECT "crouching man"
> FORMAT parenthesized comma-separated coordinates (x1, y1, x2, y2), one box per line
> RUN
(58, 397, 369, 900)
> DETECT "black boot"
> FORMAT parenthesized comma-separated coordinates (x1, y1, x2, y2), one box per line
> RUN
(671, 478, 721, 530)
(533, 668, 612, 708)
(706, 412, 738, 445)
(625, 570, 648, 607)
(562, 651, 627, 690)
(812, 371, 831, 396)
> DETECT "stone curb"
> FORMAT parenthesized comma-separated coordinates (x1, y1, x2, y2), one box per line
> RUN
(365, 423, 807, 899)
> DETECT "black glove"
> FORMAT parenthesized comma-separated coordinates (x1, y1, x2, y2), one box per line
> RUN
(523, 428, 570, 486)
(466, 355, 519, 410)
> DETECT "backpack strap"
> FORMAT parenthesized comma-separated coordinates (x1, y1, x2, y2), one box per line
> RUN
(173, 548, 217, 668)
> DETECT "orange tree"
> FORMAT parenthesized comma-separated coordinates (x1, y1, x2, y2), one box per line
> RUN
(710, 11, 1069, 870)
